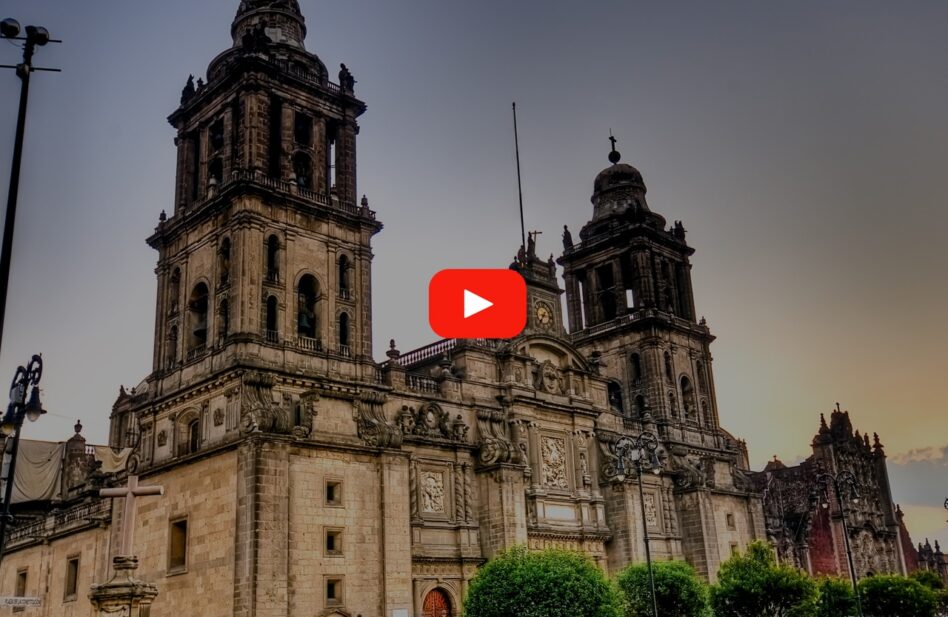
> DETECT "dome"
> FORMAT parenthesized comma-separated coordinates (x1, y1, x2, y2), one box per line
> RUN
(594, 163, 646, 196)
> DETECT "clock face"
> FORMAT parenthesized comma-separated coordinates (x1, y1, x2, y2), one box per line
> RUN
(535, 302, 554, 329)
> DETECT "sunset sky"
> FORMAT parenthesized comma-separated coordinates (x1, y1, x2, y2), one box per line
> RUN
(1, 1, 945, 546)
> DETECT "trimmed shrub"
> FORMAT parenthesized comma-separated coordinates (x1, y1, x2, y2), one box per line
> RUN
(858, 574, 937, 617)
(709, 541, 818, 617)
(616, 560, 709, 617)
(464, 546, 624, 617)
(815, 577, 857, 617)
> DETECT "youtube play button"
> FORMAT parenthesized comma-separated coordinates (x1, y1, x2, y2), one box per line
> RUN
(429, 269, 527, 339)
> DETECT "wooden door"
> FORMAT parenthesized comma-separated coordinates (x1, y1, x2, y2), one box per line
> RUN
(422, 589, 451, 617)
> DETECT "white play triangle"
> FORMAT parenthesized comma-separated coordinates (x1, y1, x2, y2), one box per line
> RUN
(463, 289, 493, 318)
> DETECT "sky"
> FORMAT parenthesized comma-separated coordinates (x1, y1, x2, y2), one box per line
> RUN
(0, 1, 945, 548)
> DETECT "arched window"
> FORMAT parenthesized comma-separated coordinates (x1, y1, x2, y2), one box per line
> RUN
(668, 392, 678, 416)
(634, 395, 647, 418)
(266, 296, 278, 342)
(209, 118, 225, 152)
(338, 312, 350, 355)
(660, 260, 676, 314)
(696, 361, 708, 393)
(664, 351, 673, 382)
(218, 299, 229, 342)
(167, 325, 178, 368)
(630, 353, 643, 384)
(607, 381, 624, 414)
(702, 400, 712, 427)
(681, 376, 696, 421)
(187, 419, 200, 454)
(338, 255, 350, 298)
(292, 152, 313, 190)
(219, 238, 231, 285)
(266, 235, 280, 282)
(208, 157, 223, 188)
(297, 275, 320, 341)
(169, 268, 181, 314)
(188, 283, 209, 351)
(596, 264, 617, 321)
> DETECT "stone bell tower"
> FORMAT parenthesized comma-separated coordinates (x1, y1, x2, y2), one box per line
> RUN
(143, 0, 381, 406)
(559, 139, 764, 579)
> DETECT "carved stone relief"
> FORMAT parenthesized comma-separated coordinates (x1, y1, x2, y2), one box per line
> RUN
(156, 430, 168, 447)
(353, 391, 401, 448)
(421, 471, 446, 514)
(534, 360, 565, 394)
(643, 493, 659, 528)
(541, 436, 569, 489)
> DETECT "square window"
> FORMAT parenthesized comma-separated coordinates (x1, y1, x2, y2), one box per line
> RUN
(326, 480, 342, 506)
(325, 577, 344, 606)
(64, 556, 79, 601)
(730, 542, 740, 556)
(325, 528, 343, 556)
(168, 517, 189, 573)
(14, 569, 27, 613)
(726, 513, 736, 530)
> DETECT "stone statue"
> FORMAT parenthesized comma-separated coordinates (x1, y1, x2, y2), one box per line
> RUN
(562, 225, 573, 250)
(180, 75, 195, 104)
(339, 63, 355, 91)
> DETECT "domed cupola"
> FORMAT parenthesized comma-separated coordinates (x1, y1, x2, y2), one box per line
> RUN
(232, 0, 307, 49)
(590, 137, 653, 222)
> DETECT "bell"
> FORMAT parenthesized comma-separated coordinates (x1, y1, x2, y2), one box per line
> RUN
(193, 318, 207, 338)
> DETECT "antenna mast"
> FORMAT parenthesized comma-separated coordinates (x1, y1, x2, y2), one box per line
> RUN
(513, 102, 527, 259)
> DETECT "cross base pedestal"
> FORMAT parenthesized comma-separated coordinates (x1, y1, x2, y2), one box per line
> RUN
(89, 556, 159, 617)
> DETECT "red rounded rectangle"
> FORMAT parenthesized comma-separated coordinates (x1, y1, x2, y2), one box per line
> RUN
(428, 269, 527, 339)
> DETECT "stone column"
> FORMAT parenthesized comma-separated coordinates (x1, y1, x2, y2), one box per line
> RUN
(89, 556, 158, 617)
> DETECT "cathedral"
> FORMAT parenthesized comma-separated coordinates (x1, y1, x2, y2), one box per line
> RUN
(0, 2, 767, 615)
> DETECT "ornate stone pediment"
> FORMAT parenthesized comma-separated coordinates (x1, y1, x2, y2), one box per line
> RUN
(396, 403, 468, 443)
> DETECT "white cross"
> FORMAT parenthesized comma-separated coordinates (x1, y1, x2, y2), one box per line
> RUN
(99, 475, 164, 557)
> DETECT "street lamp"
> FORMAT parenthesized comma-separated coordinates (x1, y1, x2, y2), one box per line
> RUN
(0, 19, 60, 353)
(0, 354, 45, 565)
(605, 431, 663, 617)
(813, 468, 863, 617)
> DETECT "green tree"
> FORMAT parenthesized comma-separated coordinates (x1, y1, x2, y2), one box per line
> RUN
(815, 577, 856, 617)
(709, 541, 818, 617)
(858, 575, 937, 617)
(464, 546, 624, 617)
(616, 560, 709, 617)
(911, 569, 946, 591)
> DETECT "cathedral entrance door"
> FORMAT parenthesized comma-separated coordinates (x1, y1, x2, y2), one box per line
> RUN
(422, 589, 451, 617)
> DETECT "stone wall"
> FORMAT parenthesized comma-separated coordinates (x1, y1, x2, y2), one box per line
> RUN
(0, 526, 108, 617)
(127, 449, 238, 617)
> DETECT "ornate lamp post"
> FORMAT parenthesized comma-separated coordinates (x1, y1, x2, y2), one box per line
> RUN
(605, 430, 663, 617)
(813, 468, 863, 617)
(0, 354, 45, 565)
(0, 19, 59, 352)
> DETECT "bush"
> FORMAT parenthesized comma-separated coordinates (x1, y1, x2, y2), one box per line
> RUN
(464, 546, 624, 617)
(858, 575, 937, 617)
(709, 541, 818, 617)
(616, 560, 709, 617)
(815, 577, 856, 617)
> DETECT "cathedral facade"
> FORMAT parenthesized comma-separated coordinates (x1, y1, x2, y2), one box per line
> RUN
(0, 2, 765, 616)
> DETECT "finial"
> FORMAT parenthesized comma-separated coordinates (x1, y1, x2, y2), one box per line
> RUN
(608, 130, 621, 164)
(74, 419, 82, 435)
(159, 210, 167, 222)
(361, 195, 369, 208)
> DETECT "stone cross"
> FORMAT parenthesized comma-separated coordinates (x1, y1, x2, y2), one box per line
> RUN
(100, 475, 164, 557)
